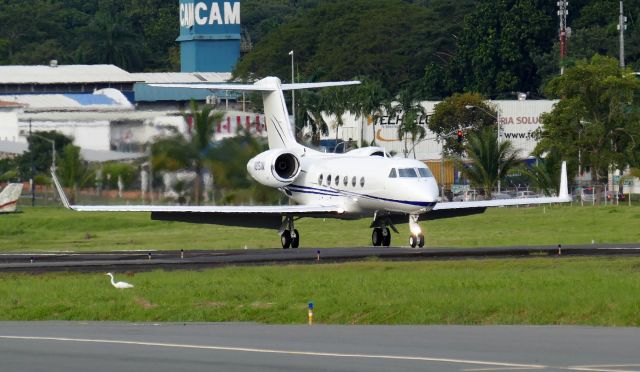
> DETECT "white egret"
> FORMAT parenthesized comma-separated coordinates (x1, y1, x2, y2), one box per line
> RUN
(105, 272, 134, 289)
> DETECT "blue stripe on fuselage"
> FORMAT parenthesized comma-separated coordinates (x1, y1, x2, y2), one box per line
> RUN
(286, 184, 436, 208)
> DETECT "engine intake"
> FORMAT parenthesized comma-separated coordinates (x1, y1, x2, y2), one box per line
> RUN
(247, 149, 301, 188)
(273, 153, 299, 181)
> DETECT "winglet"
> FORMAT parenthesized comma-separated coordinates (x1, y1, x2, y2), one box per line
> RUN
(559, 161, 570, 201)
(50, 167, 73, 209)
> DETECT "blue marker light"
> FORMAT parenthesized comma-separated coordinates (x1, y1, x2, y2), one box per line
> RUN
(308, 302, 314, 310)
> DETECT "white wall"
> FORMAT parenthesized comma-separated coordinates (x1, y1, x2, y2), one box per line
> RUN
(0, 111, 20, 142)
(18, 120, 112, 151)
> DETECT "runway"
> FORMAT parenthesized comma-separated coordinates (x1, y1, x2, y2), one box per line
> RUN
(1, 322, 639, 371)
(1, 244, 640, 273)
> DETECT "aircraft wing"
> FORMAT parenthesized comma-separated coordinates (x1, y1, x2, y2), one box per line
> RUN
(433, 195, 570, 211)
(50, 168, 342, 229)
(433, 161, 572, 211)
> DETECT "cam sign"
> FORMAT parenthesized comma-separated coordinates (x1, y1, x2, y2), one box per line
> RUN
(180, 1, 240, 28)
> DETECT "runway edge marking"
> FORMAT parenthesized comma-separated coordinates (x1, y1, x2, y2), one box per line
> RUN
(0, 335, 546, 369)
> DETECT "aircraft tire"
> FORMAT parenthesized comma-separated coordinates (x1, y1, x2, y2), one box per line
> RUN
(291, 229, 300, 248)
(371, 228, 382, 246)
(382, 228, 391, 246)
(409, 234, 418, 248)
(281, 230, 292, 249)
(418, 233, 425, 248)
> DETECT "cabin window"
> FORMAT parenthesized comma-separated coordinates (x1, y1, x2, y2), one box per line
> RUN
(335, 175, 339, 186)
(388, 168, 397, 178)
(360, 177, 365, 187)
(418, 168, 433, 178)
(352, 176, 356, 187)
(343, 176, 348, 186)
(398, 168, 418, 178)
(318, 174, 323, 184)
(327, 174, 332, 185)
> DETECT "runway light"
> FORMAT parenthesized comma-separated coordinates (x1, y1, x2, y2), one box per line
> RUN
(308, 302, 314, 325)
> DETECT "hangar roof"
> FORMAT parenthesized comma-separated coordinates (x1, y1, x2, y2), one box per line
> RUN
(0, 89, 133, 112)
(0, 65, 139, 84)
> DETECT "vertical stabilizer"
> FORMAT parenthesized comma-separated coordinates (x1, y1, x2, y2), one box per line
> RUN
(0, 183, 23, 213)
(256, 77, 298, 149)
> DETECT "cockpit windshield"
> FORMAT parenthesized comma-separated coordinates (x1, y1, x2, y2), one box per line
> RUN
(398, 168, 418, 178)
(418, 167, 433, 178)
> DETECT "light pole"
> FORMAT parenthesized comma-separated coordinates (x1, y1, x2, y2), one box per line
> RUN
(28, 132, 56, 205)
(465, 104, 502, 193)
(288, 50, 295, 128)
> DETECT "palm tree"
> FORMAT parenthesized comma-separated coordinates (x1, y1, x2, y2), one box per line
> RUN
(349, 79, 390, 146)
(388, 88, 427, 158)
(297, 88, 329, 145)
(522, 150, 563, 196)
(321, 87, 351, 149)
(151, 101, 223, 205)
(455, 128, 521, 199)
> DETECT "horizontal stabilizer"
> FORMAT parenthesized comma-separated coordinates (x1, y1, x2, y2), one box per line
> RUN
(149, 77, 360, 92)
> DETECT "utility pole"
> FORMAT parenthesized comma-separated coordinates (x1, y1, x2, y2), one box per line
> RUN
(557, 0, 569, 74)
(618, 1, 627, 68)
(289, 50, 295, 131)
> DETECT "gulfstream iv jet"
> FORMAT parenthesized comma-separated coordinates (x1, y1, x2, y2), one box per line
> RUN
(51, 77, 571, 248)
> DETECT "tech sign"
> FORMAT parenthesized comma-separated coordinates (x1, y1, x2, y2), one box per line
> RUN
(179, 1, 240, 28)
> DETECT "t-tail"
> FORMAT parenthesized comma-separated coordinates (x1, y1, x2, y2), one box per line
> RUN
(0, 183, 23, 213)
(149, 77, 360, 150)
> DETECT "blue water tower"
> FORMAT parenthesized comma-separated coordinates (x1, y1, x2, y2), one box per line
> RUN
(177, 0, 241, 72)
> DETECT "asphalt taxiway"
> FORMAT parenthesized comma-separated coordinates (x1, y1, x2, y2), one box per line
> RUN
(1, 322, 639, 371)
(1, 244, 640, 273)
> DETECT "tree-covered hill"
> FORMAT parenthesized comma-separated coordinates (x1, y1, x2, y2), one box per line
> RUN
(0, 0, 637, 97)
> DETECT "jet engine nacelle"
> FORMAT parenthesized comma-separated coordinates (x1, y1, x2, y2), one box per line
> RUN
(247, 149, 301, 188)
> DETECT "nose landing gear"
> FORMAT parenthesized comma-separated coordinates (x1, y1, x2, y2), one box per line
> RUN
(409, 233, 425, 248)
(409, 214, 425, 248)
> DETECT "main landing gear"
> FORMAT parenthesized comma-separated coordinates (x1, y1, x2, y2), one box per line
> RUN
(280, 216, 299, 249)
(370, 214, 398, 247)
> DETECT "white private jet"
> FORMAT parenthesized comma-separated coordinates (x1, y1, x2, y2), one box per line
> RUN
(50, 77, 571, 248)
(0, 183, 24, 213)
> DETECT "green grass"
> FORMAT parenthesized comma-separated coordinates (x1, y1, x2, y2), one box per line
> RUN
(1, 205, 640, 251)
(1, 257, 640, 325)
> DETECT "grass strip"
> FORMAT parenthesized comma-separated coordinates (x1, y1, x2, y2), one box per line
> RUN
(1, 257, 639, 325)
(1, 205, 640, 251)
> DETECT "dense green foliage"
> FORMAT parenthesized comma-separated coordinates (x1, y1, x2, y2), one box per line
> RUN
(1, 0, 636, 95)
(535, 55, 640, 182)
(2, 257, 640, 325)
